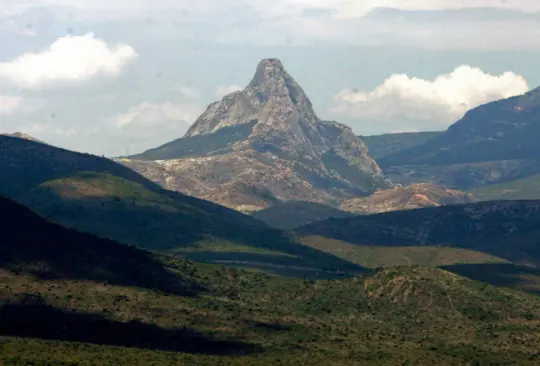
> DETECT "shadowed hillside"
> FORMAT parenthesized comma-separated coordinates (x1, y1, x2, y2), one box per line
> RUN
(0, 135, 363, 276)
(0, 196, 202, 295)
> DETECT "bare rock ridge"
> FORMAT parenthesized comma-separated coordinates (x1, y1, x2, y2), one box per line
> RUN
(340, 183, 477, 214)
(122, 58, 388, 211)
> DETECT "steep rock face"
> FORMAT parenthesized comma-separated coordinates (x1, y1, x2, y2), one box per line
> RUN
(122, 58, 388, 211)
(340, 183, 477, 214)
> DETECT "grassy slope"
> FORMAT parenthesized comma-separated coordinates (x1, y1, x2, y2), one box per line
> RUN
(299, 235, 540, 294)
(300, 236, 508, 268)
(471, 173, 540, 201)
(0, 136, 363, 276)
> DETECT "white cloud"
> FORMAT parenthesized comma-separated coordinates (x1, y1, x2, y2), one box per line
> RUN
(214, 85, 243, 99)
(332, 66, 529, 125)
(110, 100, 203, 154)
(0, 33, 137, 89)
(0, 94, 21, 115)
(115, 101, 197, 128)
(2, 1, 540, 50)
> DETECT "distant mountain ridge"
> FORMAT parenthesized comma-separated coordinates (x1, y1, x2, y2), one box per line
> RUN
(380, 87, 540, 167)
(121, 58, 388, 211)
(378, 87, 540, 197)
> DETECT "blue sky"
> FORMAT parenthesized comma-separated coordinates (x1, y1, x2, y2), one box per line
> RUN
(1, 0, 540, 156)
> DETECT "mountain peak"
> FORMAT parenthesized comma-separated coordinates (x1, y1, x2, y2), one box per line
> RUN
(249, 58, 288, 86)
(184, 57, 311, 138)
(127, 57, 388, 209)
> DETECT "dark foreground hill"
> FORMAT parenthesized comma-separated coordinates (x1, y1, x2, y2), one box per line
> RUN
(0, 135, 361, 276)
(1, 202, 540, 365)
(0, 196, 200, 295)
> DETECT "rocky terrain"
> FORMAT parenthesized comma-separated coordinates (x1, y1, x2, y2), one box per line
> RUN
(340, 183, 477, 214)
(120, 58, 388, 211)
(252, 184, 476, 230)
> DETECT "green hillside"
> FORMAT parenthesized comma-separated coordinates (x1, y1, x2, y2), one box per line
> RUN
(300, 235, 508, 268)
(299, 236, 540, 294)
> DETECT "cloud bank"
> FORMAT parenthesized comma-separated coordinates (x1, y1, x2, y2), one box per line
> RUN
(0, 33, 137, 89)
(109, 96, 204, 154)
(332, 66, 529, 126)
(2, 1, 540, 50)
